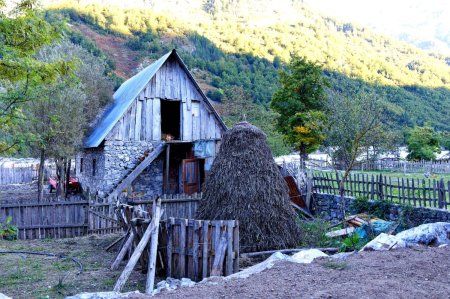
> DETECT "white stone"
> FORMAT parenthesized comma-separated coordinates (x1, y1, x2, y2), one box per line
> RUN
(226, 252, 290, 280)
(65, 291, 140, 299)
(396, 222, 450, 246)
(360, 233, 406, 251)
(153, 277, 196, 295)
(330, 251, 356, 260)
(290, 249, 328, 263)
(0, 293, 12, 299)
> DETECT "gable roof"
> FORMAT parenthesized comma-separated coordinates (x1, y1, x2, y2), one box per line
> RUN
(84, 49, 227, 148)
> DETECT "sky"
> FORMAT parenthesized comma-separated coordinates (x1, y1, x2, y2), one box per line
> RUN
(303, 0, 450, 53)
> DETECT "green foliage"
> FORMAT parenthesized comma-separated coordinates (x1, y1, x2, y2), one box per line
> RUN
(406, 125, 441, 161)
(41, 0, 450, 153)
(350, 196, 391, 219)
(439, 131, 450, 151)
(206, 89, 224, 102)
(322, 260, 349, 270)
(0, 216, 18, 240)
(297, 219, 338, 248)
(270, 56, 328, 157)
(340, 233, 365, 252)
(0, 0, 68, 154)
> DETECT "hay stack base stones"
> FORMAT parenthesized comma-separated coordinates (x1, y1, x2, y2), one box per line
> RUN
(197, 122, 300, 251)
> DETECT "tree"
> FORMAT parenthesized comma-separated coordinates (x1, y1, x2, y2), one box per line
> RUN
(439, 131, 450, 151)
(25, 41, 113, 200)
(0, 0, 67, 154)
(406, 125, 440, 161)
(325, 91, 387, 211)
(270, 56, 328, 162)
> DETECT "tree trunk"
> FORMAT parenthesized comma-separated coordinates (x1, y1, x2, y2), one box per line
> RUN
(299, 143, 308, 170)
(55, 158, 66, 199)
(65, 159, 71, 199)
(37, 149, 46, 202)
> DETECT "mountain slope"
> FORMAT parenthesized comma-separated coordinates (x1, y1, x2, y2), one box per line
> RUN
(44, 0, 450, 136)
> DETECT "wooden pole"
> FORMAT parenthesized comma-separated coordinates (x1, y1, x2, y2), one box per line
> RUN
(210, 231, 227, 276)
(111, 231, 135, 270)
(113, 198, 161, 292)
(145, 198, 162, 294)
(164, 144, 170, 193)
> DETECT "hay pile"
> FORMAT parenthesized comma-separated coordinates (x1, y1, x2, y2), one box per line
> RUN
(197, 122, 300, 251)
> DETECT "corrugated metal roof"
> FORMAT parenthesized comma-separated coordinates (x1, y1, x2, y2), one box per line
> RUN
(84, 49, 227, 148)
(84, 51, 172, 148)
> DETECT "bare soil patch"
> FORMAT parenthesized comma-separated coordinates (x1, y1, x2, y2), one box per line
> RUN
(72, 23, 139, 78)
(150, 246, 450, 299)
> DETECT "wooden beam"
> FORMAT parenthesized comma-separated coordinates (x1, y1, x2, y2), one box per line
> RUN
(107, 144, 166, 201)
(210, 231, 227, 276)
(164, 144, 170, 193)
(113, 199, 162, 292)
(111, 231, 135, 270)
(145, 198, 162, 294)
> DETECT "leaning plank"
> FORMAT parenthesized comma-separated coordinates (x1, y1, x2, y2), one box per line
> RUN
(210, 231, 227, 276)
(111, 231, 135, 270)
(145, 198, 162, 294)
(325, 227, 355, 238)
(113, 200, 160, 292)
(290, 202, 314, 219)
(107, 144, 166, 201)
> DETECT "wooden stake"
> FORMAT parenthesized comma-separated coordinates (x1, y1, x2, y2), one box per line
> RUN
(113, 198, 161, 292)
(210, 231, 227, 276)
(111, 231, 135, 270)
(145, 198, 162, 294)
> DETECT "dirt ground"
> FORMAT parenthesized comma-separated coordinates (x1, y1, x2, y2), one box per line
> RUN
(0, 234, 149, 298)
(148, 246, 450, 299)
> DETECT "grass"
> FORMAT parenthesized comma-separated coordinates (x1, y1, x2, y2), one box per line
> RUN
(322, 261, 349, 271)
(0, 234, 150, 299)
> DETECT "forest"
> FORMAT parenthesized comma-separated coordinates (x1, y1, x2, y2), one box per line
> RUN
(3, 0, 450, 156)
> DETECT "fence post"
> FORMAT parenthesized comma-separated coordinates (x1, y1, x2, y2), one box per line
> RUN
(438, 179, 445, 209)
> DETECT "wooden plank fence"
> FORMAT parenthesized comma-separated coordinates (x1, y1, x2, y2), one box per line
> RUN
(0, 162, 56, 185)
(130, 193, 201, 220)
(0, 201, 89, 239)
(313, 172, 450, 209)
(355, 160, 450, 174)
(0, 193, 202, 240)
(160, 217, 239, 281)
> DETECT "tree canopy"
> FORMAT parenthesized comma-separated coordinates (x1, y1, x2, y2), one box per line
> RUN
(270, 56, 328, 159)
(406, 125, 441, 161)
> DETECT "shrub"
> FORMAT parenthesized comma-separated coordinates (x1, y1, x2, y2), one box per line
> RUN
(297, 219, 338, 248)
(0, 216, 18, 240)
(350, 196, 390, 219)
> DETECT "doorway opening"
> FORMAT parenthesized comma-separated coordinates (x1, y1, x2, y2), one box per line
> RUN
(161, 100, 181, 140)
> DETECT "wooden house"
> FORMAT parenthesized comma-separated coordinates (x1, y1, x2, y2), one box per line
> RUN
(76, 49, 226, 200)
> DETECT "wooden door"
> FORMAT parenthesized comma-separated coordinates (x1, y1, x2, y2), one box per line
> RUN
(182, 158, 199, 195)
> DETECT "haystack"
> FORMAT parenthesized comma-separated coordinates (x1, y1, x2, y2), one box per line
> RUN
(197, 122, 300, 251)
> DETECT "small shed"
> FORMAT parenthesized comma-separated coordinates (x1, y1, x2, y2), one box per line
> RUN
(76, 49, 226, 200)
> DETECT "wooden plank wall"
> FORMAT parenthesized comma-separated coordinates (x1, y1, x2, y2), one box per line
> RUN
(106, 57, 223, 143)
(160, 218, 239, 281)
(0, 201, 89, 239)
(0, 163, 56, 185)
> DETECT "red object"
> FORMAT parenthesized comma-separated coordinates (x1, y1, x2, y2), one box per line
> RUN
(48, 176, 81, 193)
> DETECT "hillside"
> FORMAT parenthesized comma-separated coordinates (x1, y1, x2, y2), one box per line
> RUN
(43, 0, 450, 154)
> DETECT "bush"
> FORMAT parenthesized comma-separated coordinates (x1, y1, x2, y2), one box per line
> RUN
(297, 219, 338, 248)
(350, 196, 391, 219)
(0, 216, 18, 240)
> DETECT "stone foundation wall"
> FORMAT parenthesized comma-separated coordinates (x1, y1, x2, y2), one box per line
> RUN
(77, 140, 160, 197)
(314, 193, 450, 226)
(132, 157, 164, 198)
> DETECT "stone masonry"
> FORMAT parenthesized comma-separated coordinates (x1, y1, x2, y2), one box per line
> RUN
(76, 140, 161, 198)
(314, 193, 450, 227)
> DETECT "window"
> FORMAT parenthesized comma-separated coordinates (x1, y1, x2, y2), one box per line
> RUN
(92, 159, 96, 176)
(80, 158, 83, 173)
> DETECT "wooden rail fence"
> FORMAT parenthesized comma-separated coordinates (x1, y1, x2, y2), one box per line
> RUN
(313, 172, 450, 209)
(160, 217, 239, 281)
(0, 162, 56, 185)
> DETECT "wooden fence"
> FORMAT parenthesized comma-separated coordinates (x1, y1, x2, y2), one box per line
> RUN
(0, 193, 202, 240)
(130, 193, 201, 220)
(313, 172, 450, 209)
(355, 160, 450, 174)
(0, 162, 56, 185)
(0, 201, 89, 239)
(160, 218, 239, 281)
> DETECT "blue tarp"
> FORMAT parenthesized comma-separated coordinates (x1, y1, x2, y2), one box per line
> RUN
(194, 140, 215, 158)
